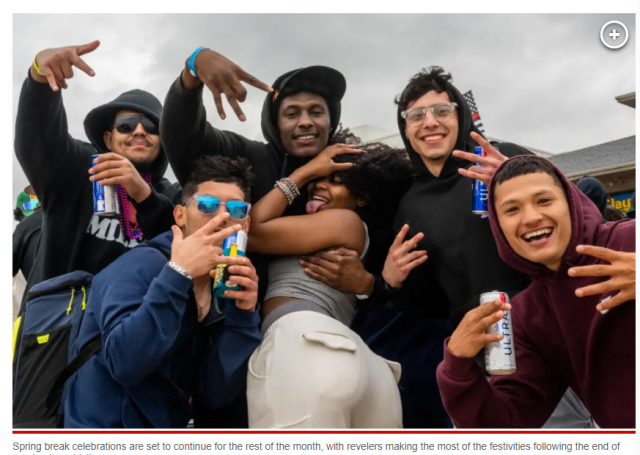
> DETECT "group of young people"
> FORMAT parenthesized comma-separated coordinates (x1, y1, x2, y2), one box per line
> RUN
(13, 39, 636, 429)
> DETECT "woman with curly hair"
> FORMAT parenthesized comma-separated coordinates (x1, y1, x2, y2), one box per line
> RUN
(246, 136, 415, 428)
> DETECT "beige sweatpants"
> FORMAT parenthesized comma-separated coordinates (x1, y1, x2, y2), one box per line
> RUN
(247, 311, 403, 428)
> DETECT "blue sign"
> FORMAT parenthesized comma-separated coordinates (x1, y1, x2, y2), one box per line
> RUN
(607, 192, 634, 212)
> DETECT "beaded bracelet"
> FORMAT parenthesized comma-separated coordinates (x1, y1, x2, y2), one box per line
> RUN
(275, 180, 295, 205)
(281, 177, 300, 198)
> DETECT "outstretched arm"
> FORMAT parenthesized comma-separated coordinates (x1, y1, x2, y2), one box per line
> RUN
(15, 41, 100, 206)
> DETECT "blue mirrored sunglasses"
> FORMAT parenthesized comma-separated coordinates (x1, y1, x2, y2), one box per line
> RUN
(185, 195, 251, 220)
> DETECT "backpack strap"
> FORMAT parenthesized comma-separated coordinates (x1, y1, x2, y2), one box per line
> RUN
(45, 336, 103, 409)
(44, 241, 171, 410)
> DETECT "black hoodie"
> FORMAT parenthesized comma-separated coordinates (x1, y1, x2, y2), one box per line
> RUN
(160, 70, 344, 278)
(161, 69, 343, 208)
(361, 82, 532, 328)
(14, 73, 181, 312)
(160, 68, 344, 428)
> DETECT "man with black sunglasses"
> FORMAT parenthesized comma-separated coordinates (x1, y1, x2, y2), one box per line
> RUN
(15, 40, 181, 309)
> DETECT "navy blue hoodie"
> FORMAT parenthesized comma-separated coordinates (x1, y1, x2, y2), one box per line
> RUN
(64, 231, 262, 428)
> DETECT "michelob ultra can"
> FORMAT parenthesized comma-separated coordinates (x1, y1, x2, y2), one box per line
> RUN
(471, 146, 498, 215)
(92, 155, 119, 216)
(213, 231, 248, 299)
(480, 291, 516, 375)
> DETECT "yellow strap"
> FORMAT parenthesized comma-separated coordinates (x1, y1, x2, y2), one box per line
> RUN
(81, 286, 87, 311)
(33, 55, 45, 76)
(12, 317, 22, 363)
(66, 288, 76, 315)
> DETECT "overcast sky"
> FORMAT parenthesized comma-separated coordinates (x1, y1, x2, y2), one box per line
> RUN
(12, 14, 636, 203)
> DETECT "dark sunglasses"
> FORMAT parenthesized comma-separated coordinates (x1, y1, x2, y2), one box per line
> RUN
(185, 195, 251, 220)
(113, 115, 158, 135)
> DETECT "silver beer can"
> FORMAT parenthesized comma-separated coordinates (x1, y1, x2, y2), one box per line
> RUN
(480, 291, 516, 375)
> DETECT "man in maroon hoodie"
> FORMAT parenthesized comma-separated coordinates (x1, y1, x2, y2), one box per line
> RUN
(436, 155, 635, 428)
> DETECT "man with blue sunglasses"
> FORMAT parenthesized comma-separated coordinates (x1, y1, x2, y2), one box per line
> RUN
(65, 155, 261, 428)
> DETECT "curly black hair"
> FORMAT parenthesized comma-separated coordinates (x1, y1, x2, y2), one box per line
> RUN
(322, 127, 415, 254)
(395, 66, 457, 116)
(182, 155, 255, 203)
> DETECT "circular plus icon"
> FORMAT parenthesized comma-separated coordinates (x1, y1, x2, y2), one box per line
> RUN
(600, 21, 629, 50)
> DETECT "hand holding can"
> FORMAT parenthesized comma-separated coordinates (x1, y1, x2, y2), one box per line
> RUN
(480, 291, 516, 375)
(447, 295, 513, 365)
(213, 231, 248, 299)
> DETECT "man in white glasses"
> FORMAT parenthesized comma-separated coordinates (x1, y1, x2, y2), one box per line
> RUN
(304, 67, 594, 428)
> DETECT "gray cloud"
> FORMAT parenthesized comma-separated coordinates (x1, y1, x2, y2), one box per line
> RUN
(13, 14, 635, 203)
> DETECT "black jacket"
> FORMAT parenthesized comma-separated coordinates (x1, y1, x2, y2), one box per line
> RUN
(14, 74, 181, 312)
(361, 84, 531, 328)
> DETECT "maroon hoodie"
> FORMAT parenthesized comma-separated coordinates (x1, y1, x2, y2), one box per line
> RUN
(436, 156, 635, 428)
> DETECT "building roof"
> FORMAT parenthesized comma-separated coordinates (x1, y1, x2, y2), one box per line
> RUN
(615, 92, 636, 108)
(548, 136, 636, 178)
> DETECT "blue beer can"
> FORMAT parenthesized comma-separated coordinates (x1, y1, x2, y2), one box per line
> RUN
(92, 155, 119, 216)
(471, 146, 497, 215)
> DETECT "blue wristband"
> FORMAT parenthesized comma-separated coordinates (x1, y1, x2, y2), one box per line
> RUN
(187, 47, 207, 78)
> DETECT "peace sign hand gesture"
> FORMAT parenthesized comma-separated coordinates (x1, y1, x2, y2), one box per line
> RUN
(453, 132, 508, 185)
(32, 40, 100, 91)
(568, 245, 636, 311)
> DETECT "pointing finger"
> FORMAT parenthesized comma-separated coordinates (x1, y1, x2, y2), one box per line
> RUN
(568, 264, 613, 278)
(241, 70, 273, 93)
(596, 293, 629, 311)
(392, 225, 410, 249)
(576, 245, 618, 262)
(76, 40, 101, 56)
(575, 279, 618, 298)
(458, 168, 490, 185)
(332, 162, 355, 172)
(211, 224, 243, 242)
(453, 150, 486, 165)
(200, 213, 231, 235)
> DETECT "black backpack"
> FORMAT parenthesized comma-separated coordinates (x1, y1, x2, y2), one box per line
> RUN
(12, 241, 170, 428)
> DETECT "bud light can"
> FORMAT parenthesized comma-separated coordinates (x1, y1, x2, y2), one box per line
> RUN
(480, 291, 516, 375)
(92, 155, 119, 216)
(213, 231, 248, 299)
(471, 146, 497, 215)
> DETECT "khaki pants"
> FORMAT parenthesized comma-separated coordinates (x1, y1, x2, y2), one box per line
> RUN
(247, 311, 403, 428)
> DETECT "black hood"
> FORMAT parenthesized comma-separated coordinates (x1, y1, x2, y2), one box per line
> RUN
(576, 177, 607, 217)
(260, 66, 346, 169)
(396, 80, 483, 180)
(84, 89, 168, 184)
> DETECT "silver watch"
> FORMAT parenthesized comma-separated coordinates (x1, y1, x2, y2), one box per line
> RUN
(167, 261, 192, 280)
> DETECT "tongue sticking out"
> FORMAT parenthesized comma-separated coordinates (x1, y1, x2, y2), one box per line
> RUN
(306, 200, 327, 214)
